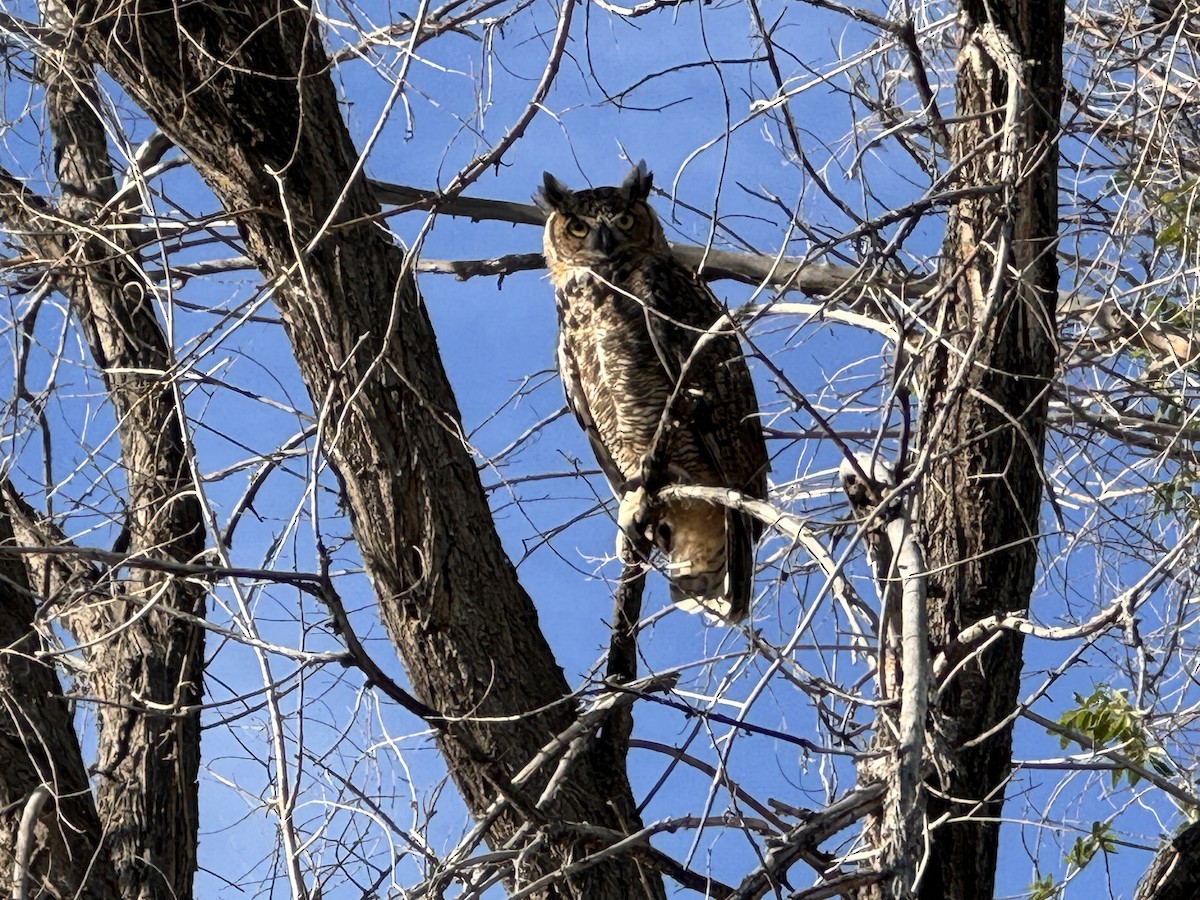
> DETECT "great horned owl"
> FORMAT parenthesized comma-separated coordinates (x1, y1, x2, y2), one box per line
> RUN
(536, 162, 770, 621)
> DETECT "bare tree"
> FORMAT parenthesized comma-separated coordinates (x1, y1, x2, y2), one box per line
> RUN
(0, 0, 1197, 898)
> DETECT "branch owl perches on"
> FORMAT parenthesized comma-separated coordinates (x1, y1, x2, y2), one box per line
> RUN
(536, 162, 770, 621)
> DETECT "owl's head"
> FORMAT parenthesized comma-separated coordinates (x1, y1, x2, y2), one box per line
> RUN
(535, 161, 669, 268)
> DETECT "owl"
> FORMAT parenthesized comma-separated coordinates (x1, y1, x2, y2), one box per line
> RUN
(536, 162, 770, 621)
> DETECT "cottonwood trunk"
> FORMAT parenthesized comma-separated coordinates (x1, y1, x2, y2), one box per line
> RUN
(1135, 821, 1200, 900)
(854, 1, 1062, 897)
(915, 0, 1062, 896)
(0, 5, 207, 894)
(0, 505, 120, 898)
(62, 1, 661, 896)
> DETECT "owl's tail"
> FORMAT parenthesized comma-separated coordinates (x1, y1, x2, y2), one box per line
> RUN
(661, 500, 756, 622)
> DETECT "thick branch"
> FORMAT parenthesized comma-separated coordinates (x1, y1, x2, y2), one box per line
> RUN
(730, 783, 886, 900)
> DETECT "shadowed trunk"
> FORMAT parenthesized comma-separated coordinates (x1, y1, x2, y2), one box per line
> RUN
(851, 0, 1061, 896)
(59, 1, 662, 896)
(1135, 822, 1200, 900)
(0, 3, 208, 893)
(917, 0, 1062, 896)
(0, 502, 119, 898)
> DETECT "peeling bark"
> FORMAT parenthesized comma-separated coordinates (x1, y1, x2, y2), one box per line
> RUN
(847, 1, 1061, 896)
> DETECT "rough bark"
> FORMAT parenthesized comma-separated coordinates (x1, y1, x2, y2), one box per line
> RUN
(911, 0, 1063, 896)
(1135, 822, 1200, 900)
(0, 5, 208, 894)
(64, 1, 660, 896)
(852, 1, 1061, 896)
(0, 500, 119, 898)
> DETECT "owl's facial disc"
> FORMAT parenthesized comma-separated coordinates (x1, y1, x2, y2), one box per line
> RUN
(554, 213, 627, 261)
(542, 177, 669, 268)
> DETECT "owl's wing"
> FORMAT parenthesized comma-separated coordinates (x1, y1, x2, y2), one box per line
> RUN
(636, 261, 770, 501)
(556, 328, 626, 494)
(638, 264, 770, 615)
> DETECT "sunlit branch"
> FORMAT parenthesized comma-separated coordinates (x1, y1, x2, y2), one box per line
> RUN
(414, 673, 679, 897)
(934, 515, 1200, 690)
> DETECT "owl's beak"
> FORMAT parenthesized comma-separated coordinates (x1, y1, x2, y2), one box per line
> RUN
(589, 223, 615, 254)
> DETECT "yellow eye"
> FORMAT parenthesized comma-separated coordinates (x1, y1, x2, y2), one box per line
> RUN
(614, 212, 636, 230)
(565, 219, 590, 238)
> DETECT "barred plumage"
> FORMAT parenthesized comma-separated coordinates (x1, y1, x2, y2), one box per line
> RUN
(536, 163, 770, 621)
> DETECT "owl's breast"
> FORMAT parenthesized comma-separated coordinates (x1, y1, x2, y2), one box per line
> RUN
(555, 278, 675, 482)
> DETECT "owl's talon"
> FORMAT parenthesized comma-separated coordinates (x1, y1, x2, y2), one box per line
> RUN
(617, 485, 652, 545)
(615, 486, 650, 559)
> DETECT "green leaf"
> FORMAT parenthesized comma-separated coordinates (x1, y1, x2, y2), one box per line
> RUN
(1051, 686, 1172, 788)
(1065, 822, 1119, 871)
(1156, 221, 1183, 249)
(1027, 873, 1056, 900)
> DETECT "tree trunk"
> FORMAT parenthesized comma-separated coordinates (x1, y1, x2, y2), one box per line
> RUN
(0, 502, 119, 898)
(1135, 822, 1200, 900)
(914, 0, 1062, 896)
(0, 6, 208, 893)
(65, 1, 662, 896)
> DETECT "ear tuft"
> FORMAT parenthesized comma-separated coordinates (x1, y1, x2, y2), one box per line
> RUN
(621, 160, 653, 201)
(534, 172, 572, 213)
